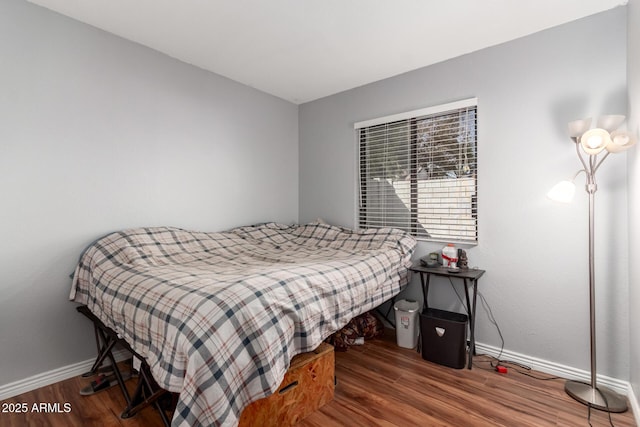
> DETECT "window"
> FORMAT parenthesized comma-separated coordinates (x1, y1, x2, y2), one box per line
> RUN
(356, 98, 477, 243)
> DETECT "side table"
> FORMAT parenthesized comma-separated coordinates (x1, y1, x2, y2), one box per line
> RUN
(409, 264, 485, 369)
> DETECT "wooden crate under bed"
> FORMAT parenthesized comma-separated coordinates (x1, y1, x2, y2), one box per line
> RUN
(239, 342, 335, 426)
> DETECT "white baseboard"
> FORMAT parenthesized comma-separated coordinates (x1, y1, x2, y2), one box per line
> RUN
(476, 341, 640, 421)
(0, 349, 130, 401)
(629, 384, 640, 426)
(475, 341, 630, 395)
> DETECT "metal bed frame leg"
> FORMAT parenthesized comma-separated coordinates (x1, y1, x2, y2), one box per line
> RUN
(76, 305, 172, 427)
(376, 295, 397, 328)
(82, 322, 119, 377)
(120, 362, 172, 427)
(96, 327, 133, 407)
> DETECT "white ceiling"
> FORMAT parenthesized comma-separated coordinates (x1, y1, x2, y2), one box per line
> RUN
(28, 0, 626, 104)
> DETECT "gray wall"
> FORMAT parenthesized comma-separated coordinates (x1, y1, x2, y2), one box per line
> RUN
(0, 0, 298, 386)
(2, 0, 635, 403)
(627, 0, 640, 411)
(300, 8, 629, 379)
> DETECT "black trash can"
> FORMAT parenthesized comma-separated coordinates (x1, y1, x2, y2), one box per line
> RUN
(420, 308, 468, 369)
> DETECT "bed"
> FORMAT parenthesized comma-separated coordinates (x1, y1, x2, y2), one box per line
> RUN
(70, 222, 416, 426)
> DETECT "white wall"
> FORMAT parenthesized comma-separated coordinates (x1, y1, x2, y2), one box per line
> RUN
(627, 0, 640, 412)
(0, 0, 298, 386)
(299, 8, 629, 380)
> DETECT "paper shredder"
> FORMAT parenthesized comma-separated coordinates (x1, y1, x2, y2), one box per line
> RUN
(420, 308, 468, 369)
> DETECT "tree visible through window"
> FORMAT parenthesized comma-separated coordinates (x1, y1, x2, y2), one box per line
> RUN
(356, 99, 478, 243)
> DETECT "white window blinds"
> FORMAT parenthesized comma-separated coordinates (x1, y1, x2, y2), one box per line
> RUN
(356, 98, 478, 243)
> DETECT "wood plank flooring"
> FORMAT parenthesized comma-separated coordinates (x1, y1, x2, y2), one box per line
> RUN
(1, 330, 636, 426)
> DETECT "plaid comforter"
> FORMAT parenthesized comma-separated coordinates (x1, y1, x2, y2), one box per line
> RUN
(70, 222, 416, 427)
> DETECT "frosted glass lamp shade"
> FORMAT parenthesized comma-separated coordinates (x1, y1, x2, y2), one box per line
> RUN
(607, 130, 638, 153)
(568, 118, 592, 138)
(547, 180, 576, 203)
(596, 115, 625, 132)
(580, 128, 611, 154)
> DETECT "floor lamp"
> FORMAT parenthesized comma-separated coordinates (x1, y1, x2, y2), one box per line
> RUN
(547, 115, 636, 412)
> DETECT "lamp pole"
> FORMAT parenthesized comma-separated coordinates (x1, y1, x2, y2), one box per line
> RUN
(563, 141, 627, 412)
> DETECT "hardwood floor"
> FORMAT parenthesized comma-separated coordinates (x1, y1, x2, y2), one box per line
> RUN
(1, 330, 636, 426)
(302, 331, 636, 427)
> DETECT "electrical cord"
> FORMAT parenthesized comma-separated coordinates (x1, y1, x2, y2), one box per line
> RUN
(473, 355, 563, 380)
(451, 280, 619, 426)
(587, 387, 615, 427)
(452, 281, 563, 378)
(446, 279, 506, 365)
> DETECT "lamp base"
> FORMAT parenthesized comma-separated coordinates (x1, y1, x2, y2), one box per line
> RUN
(565, 380, 627, 413)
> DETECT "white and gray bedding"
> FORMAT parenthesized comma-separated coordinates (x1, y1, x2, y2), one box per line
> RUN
(70, 222, 416, 426)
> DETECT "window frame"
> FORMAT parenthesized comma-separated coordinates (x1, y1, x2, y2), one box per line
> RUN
(354, 98, 478, 244)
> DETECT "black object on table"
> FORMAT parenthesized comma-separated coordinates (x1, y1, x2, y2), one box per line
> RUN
(409, 264, 485, 369)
